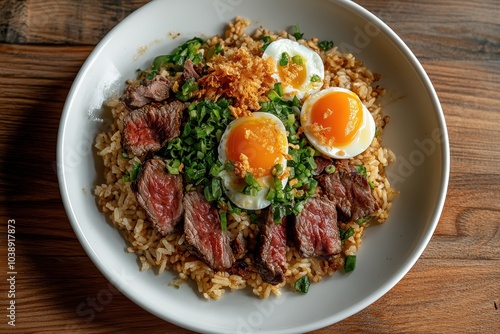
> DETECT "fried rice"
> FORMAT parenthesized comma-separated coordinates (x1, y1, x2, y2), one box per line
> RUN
(93, 18, 397, 300)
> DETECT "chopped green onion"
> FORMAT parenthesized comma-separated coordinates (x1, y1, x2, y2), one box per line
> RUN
(123, 162, 141, 182)
(355, 216, 371, 225)
(205, 43, 223, 60)
(274, 82, 283, 97)
(292, 24, 304, 40)
(266, 187, 276, 201)
(291, 55, 304, 65)
(325, 165, 336, 174)
(272, 163, 284, 176)
(318, 40, 334, 51)
(166, 159, 181, 174)
(176, 77, 199, 101)
(279, 52, 289, 66)
(224, 160, 235, 172)
(272, 205, 286, 223)
(355, 164, 368, 176)
(260, 35, 272, 51)
(209, 161, 224, 177)
(340, 227, 354, 241)
(268, 90, 281, 102)
(220, 211, 227, 231)
(355, 164, 375, 188)
(242, 173, 262, 196)
(146, 37, 204, 79)
(204, 178, 223, 202)
(294, 275, 310, 293)
(310, 74, 321, 82)
(344, 255, 356, 273)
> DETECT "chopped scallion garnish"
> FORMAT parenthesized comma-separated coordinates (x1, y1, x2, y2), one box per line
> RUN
(318, 40, 334, 51)
(279, 52, 289, 66)
(355, 216, 371, 225)
(325, 165, 336, 174)
(123, 162, 141, 182)
(220, 211, 227, 231)
(344, 255, 356, 273)
(292, 24, 304, 40)
(291, 55, 304, 65)
(294, 275, 310, 293)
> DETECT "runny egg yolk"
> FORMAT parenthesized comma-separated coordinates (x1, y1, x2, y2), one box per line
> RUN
(225, 117, 287, 178)
(309, 90, 363, 146)
(278, 55, 307, 90)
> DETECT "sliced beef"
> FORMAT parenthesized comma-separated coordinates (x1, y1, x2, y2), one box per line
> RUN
(122, 75, 172, 109)
(182, 59, 201, 82)
(254, 211, 288, 285)
(122, 100, 184, 157)
(231, 232, 247, 259)
(293, 197, 341, 258)
(314, 156, 334, 174)
(183, 191, 234, 271)
(317, 161, 379, 222)
(132, 158, 184, 236)
(228, 259, 255, 277)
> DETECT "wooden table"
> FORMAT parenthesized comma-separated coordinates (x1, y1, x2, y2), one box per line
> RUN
(1, 0, 499, 333)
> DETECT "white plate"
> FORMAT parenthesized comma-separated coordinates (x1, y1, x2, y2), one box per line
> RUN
(57, 0, 450, 333)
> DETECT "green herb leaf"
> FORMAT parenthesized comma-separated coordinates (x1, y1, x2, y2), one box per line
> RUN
(310, 74, 321, 82)
(291, 55, 304, 65)
(146, 37, 204, 79)
(242, 172, 262, 196)
(166, 159, 181, 174)
(355, 164, 367, 176)
(318, 40, 334, 51)
(355, 164, 375, 189)
(344, 255, 357, 273)
(292, 24, 304, 40)
(340, 227, 355, 241)
(325, 165, 336, 174)
(220, 211, 228, 231)
(279, 52, 289, 66)
(204, 178, 223, 202)
(123, 162, 141, 182)
(176, 77, 199, 101)
(260, 35, 272, 51)
(355, 216, 371, 225)
(294, 275, 310, 293)
(160, 98, 234, 196)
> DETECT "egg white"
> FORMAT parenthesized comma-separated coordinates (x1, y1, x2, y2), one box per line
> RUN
(262, 39, 324, 101)
(300, 87, 376, 159)
(218, 112, 288, 210)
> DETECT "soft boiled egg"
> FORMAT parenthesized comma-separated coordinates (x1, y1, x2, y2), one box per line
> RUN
(262, 39, 324, 101)
(300, 87, 376, 159)
(218, 112, 289, 210)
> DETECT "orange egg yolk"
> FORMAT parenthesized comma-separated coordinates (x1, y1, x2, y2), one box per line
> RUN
(278, 56, 307, 89)
(309, 91, 363, 146)
(226, 117, 286, 178)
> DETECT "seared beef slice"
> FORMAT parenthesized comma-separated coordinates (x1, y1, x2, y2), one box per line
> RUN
(122, 75, 172, 109)
(132, 158, 184, 236)
(255, 211, 288, 285)
(318, 164, 379, 222)
(182, 59, 201, 81)
(183, 191, 234, 271)
(122, 100, 184, 157)
(293, 197, 341, 258)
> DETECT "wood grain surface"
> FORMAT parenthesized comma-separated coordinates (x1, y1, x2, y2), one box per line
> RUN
(0, 0, 499, 333)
